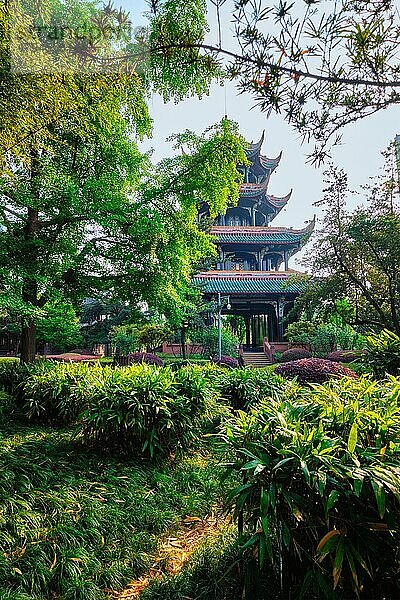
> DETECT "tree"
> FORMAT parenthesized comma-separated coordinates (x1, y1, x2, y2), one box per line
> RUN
(297, 148, 400, 333)
(36, 301, 83, 352)
(125, 0, 400, 160)
(0, 2, 245, 362)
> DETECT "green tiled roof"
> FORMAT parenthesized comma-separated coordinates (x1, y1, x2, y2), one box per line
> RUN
(194, 274, 304, 294)
(213, 232, 303, 244)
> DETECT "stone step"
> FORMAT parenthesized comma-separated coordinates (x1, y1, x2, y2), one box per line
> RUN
(242, 353, 273, 368)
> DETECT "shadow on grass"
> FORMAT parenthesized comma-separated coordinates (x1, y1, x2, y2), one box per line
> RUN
(0, 418, 231, 600)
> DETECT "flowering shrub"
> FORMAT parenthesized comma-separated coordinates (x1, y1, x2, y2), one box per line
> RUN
(280, 347, 312, 362)
(212, 356, 239, 369)
(327, 350, 365, 363)
(275, 357, 357, 383)
(128, 352, 164, 367)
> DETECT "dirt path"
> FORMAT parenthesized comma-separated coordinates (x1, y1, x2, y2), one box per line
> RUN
(108, 515, 224, 599)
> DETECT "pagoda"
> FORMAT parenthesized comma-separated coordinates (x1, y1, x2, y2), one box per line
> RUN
(194, 131, 314, 349)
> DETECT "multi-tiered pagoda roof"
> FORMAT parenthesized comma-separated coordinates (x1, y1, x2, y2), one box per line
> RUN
(195, 131, 314, 294)
(194, 131, 313, 345)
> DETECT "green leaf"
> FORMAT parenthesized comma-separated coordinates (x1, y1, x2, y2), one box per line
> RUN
(260, 488, 270, 516)
(371, 480, 386, 518)
(348, 422, 358, 454)
(326, 490, 339, 513)
(333, 540, 345, 589)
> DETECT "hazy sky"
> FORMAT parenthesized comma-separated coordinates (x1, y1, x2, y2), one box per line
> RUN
(122, 0, 398, 266)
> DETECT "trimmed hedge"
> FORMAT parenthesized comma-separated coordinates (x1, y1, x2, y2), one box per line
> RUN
(275, 357, 358, 383)
(212, 355, 239, 369)
(280, 347, 312, 362)
(128, 352, 164, 366)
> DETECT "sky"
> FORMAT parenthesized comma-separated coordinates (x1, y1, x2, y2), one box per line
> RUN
(121, 0, 399, 266)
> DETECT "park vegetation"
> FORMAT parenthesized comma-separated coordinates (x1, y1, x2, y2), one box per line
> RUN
(0, 357, 399, 598)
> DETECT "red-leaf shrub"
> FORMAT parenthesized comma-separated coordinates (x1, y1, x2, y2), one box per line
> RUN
(280, 347, 312, 362)
(274, 357, 357, 383)
(128, 352, 164, 367)
(327, 350, 365, 363)
(212, 356, 239, 369)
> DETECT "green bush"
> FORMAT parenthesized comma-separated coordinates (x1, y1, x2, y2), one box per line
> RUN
(109, 323, 139, 354)
(193, 327, 239, 358)
(79, 365, 222, 457)
(213, 368, 291, 411)
(311, 324, 363, 357)
(363, 329, 400, 377)
(0, 358, 24, 395)
(218, 376, 400, 599)
(285, 320, 316, 346)
(0, 392, 13, 420)
(22, 362, 100, 424)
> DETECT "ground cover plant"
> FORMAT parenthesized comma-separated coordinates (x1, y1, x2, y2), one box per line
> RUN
(0, 419, 231, 600)
(218, 375, 400, 599)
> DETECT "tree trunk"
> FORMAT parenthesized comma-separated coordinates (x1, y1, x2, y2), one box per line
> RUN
(20, 320, 36, 363)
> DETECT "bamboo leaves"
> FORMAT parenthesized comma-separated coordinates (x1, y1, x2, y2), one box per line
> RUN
(219, 374, 400, 597)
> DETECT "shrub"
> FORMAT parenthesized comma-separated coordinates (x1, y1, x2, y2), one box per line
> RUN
(327, 350, 365, 363)
(137, 324, 172, 352)
(214, 368, 291, 410)
(110, 323, 139, 355)
(22, 362, 100, 424)
(275, 357, 357, 383)
(285, 320, 316, 346)
(0, 359, 24, 395)
(311, 323, 363, 357)
(193, 327, 239, 358)
(363, 329, 400, 377)
(280, 347, 312, 362)
(218, 376, 400, 599)
(79, 365, 220, 457)
(128, 352, 164, 367)
(212, 355, 239, 369)
(0, 391, 14, 420)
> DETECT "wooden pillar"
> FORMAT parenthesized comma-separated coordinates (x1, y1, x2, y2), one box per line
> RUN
(284, 250, 289, 271)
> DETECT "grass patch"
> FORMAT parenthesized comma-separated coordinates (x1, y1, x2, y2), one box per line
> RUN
(0, 420, 230, 599)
